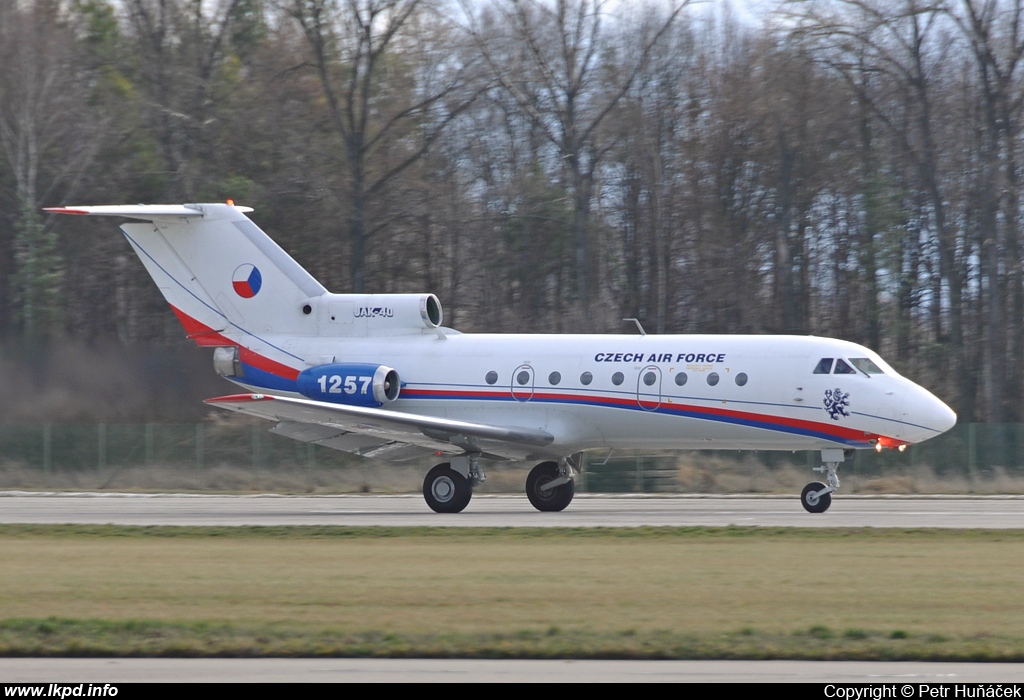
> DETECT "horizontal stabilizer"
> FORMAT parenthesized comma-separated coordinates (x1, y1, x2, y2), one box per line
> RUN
(45, 204, 253, 219)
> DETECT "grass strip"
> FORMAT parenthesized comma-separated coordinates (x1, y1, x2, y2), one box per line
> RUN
(1, 619, 1023, 661)
(1, 525, 1022, 660)
(3, 523, 1024, 540)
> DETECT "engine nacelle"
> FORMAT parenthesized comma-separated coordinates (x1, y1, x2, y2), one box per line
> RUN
(308, 293, 443, 336)
(296, 363, 401, 407)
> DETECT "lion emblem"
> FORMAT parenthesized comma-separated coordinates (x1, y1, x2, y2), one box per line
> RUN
(824, 388, 850, 420)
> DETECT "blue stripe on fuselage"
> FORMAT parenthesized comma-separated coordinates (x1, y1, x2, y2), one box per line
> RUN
(400, 389, 877, 448)
(238, 362, 299, 393)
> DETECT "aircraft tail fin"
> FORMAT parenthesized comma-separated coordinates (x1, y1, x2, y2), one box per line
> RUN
(45, 203, 326, 343)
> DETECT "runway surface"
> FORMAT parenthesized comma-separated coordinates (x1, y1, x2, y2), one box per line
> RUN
(3, 658, 1024, 682)
(1, 492, 1022, 528)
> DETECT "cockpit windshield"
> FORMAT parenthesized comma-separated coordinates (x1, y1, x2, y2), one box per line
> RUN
(813, 356, 886, 375)
(833, 359, 857, 374)
(849, 358, 884, 374)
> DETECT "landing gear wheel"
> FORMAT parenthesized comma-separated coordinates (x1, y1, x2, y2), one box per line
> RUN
(423, 463, 472, 513)
(801, 481, 832, 514)
(526, 461, 575, 512)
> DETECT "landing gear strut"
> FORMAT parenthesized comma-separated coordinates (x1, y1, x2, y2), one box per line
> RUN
(800, 448, 848, 513)
(423, 454, 485, 513)
(526, 459, 576, 512)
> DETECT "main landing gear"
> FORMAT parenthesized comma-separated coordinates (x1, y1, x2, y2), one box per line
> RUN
(800, 448, 851, 513)
(422, 454, 578, 513)
(526, 460, 576, 512)
(422, 454, 485, 513)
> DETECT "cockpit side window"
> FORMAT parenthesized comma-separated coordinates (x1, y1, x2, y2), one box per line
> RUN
(814, 358, 834, 374)
(834, 359, 856, 374)
(849, 358, 884, 374)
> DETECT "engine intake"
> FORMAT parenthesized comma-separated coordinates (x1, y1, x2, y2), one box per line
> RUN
(296, 363, 401, 407)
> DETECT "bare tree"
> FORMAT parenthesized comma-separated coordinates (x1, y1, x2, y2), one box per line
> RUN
(464, 0, 688, 328)
(288, 0, 486, 293)
(788, 0, 979, 414)
(0, 2, 103, 339)
(122, 0, 245, 199)
(949, 0, 1024, 422)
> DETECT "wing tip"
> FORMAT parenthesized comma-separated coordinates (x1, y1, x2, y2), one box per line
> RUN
(43, 207, 91, 215)
(205, 393, 275, 404)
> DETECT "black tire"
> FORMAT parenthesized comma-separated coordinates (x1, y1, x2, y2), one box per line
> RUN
(526, 461, 575, 512)
(423, 463, 472, 513)
(800, 481, 832, 513)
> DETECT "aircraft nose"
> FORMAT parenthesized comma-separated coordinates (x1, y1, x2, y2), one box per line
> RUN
(903, 385, 957, 442)
(932, 397, 957, 435)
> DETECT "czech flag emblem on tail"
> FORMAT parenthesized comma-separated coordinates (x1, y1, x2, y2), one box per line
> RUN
(232, 264, 262, 298)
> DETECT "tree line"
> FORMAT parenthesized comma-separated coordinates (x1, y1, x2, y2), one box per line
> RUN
(2, 0, 1023, 423)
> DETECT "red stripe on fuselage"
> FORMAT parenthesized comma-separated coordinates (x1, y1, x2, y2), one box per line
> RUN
(170, 306, 226, 345)
(401, 387, 879, 443)
(238, 346, 299, 379)
(168, 304, 299, 380)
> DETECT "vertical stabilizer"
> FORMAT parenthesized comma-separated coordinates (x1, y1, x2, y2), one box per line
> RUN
(46, 203, 327, 344)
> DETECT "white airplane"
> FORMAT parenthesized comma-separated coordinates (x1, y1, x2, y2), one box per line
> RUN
(47, 202, 957, 513)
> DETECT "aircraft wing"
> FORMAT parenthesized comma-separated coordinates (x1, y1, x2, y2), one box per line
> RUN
(205, 394, 556, 462)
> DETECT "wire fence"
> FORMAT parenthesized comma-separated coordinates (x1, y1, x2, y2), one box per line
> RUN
(0, 422, 1020, 493)
(0, 423, 356, 473)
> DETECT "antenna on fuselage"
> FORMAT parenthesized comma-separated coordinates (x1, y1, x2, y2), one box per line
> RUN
(623, 318, 647, 336)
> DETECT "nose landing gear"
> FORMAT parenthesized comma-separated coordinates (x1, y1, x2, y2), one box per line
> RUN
(801, 449, 849, 513)
(800, 481, 832, 513)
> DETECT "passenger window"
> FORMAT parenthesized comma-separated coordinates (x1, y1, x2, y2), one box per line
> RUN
(707, 372, 719, 386)
(814, 358, 834, 374)
(675, 372, 687, 386)
(735, 372, 748, 386)
(612, 372, 624, 386)
(580, 371, 593, 386)
(834, 359, 856, 375)
(517, 370, 531, 385)
(643, 371, 657, 386)
(485, 371, 498, 385)
(548, 371, 561, 385)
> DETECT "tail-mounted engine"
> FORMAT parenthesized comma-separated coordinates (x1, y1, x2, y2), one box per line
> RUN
(296, 363, 401, 407)
(304, 293, 443, 336)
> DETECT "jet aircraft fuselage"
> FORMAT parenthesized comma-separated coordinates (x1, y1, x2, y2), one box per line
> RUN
(46, 203, 957, 514)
